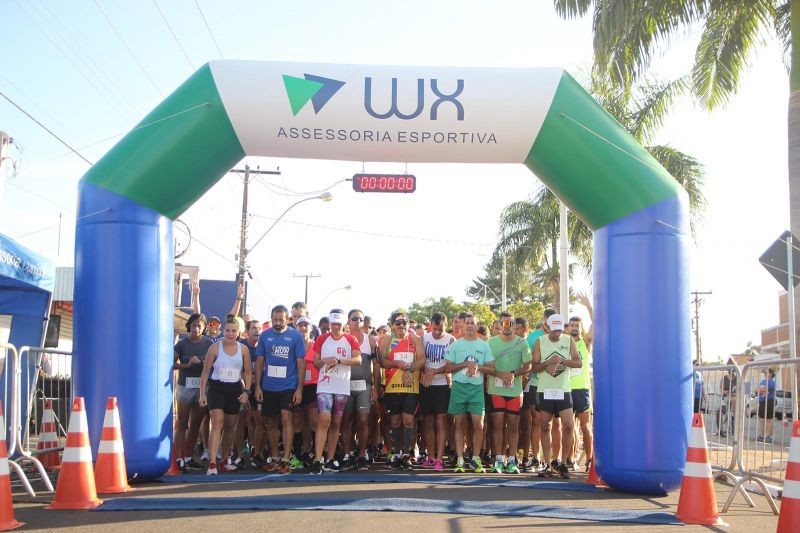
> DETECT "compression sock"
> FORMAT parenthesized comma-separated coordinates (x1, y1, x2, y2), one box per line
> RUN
(403, 427, 415, 456)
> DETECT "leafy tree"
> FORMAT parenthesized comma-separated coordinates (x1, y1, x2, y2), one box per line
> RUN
(507, 300, 546, 328)
(406, 297, 465, 324)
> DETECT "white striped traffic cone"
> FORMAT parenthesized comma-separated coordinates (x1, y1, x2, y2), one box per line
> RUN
(777, 420, 800, 533)
(46, 397, 102, 509)
(94, 397, 132, 493)
(0, 401, 24, 530)
(36, 400, 61, 469)
(676, 413, 725, 525)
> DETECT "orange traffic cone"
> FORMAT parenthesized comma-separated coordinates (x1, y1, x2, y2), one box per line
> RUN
(777, 420, 800, 533)
(585, 459, 608, 487)
(94, 397, 132, 493)
(675, 413, 725, 525)
(46, 397, 102, 509)
(164, 443, 182, 476)
(37, 400, 61, 470)
(0, 401, 24, 531)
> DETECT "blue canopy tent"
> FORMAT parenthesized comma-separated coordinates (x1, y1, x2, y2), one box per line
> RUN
(0, 232, 54, 454)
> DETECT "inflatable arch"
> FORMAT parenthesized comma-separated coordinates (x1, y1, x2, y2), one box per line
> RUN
(74, 61, 690, 494)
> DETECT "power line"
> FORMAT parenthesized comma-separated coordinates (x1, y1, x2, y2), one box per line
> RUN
(0, 89, 93, 165)
(152, 0, 194, 70)
(12, 0, 136, 122)
(93, 0, 164, 97)
(249, 214, 492, 247)
(194, 0, 224, 59)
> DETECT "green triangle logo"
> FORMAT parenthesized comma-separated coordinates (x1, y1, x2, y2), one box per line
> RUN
(282, 75, 324, 116)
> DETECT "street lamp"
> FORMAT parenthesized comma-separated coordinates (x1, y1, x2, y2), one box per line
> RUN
(310, 285, 352, 316)
(237, 192, 333, 283)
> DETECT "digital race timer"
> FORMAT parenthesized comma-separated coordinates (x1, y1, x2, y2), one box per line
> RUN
(352, 173, 416, 193)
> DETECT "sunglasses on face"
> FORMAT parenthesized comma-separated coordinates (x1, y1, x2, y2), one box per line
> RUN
(500, 319, 514, 327)
(350, 317, 364, 322)
(208, 321, 220, 327)
(394, 320, 407, 326)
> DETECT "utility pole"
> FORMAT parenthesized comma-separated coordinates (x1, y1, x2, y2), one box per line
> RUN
(294, 273, 321, 304)
(691, 290, 712, 363)
(229, 165, 281, 315)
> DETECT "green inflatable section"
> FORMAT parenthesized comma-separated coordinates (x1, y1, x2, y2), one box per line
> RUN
(524, 72, 681, 230)
(83, 64, 245, 219)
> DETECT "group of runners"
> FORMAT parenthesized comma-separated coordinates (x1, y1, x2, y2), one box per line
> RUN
(173, 297, 595, 478)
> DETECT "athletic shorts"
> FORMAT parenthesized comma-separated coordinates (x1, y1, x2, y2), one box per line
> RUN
(420, 385, 450, 415)
(536, 391, 573, 415)
(571, 389, 591, 414)
(345, 385, 372, 414)
(317, 392, 349, 417)
(300, 384, 317, 408)
(758, 400, 775, 419)
(261, 389, 295, 417)
(384, 392, 420, 416)
(177, 383, 201, 404)
(448, 383, 484, 416)
(487, 394, 523, 415)
(523, 386, 538, 409)
(207, 380, 244, 415)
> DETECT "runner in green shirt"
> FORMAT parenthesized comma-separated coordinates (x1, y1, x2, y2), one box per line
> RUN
(532, 313, 582, 479)
(486, 312, 531, 474)
(445, 313, 496, 473)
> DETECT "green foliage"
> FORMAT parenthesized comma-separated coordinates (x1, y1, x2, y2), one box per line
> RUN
(404, 296, 497, 328)
(506, 300, 546, 327)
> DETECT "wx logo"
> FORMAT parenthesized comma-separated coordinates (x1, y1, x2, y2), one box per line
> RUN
(282, 74, 345, 116)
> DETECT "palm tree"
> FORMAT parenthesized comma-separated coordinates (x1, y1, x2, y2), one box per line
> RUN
(495, 74, 707, 302)
(552, 0, 797, 318)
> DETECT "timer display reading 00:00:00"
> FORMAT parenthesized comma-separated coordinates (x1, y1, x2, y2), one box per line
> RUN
(352, 173, 416, 193)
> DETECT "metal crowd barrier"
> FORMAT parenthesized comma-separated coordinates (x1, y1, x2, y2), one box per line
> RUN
(723, 357, 800, 515)
(19, 347, 72, 455)
(0, 342, 54, 497)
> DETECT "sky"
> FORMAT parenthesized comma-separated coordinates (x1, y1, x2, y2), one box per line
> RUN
(0, 0, 790, 361)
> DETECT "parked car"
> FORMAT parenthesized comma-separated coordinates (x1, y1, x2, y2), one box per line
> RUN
(747, 390, 793, 420)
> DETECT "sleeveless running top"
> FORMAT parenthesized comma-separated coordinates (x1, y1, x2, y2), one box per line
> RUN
(385, 335, 419, 394)
(570, 338, 591, 390)
(350, 333, 373, 382)
(422, 331, 453, 387)
(211, 340, 243, 383)
(537, 333, 572, 393)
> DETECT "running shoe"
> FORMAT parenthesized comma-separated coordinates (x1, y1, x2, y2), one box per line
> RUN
(471, 457, 485, 474)
(420, 457, 435, 469)
(185, 458, 205, 470)
(289, 455, 304, 470)
(558, 463, 571, 479)
(585, 458, 593, 473)
(537, 464, 554, 478)
(434, 458, 444, 472)
(277, 460, 291, 474)
(262, 457, 280, 472)
(200, 449, 210, 463)
(176, 457, 187, 473)
(302, 452, 315, 468)
(309, 460, 323, 475)
(550, 459, 560, 471)
(324, 459, 341, 472)
(565, 459, 577, 472)
(454, 457, 466, 473)
(481, 450, 492, 466)
(206, 462, 218, 476)
(340, 453, 354, 471)
(389, 455, 402, 470)
(491, 458, 504, 474)
(222, 457, 238, 472)
(356, 456, 369, 471)
(506, 458, 520, 474)
(402, 456, 414, 470)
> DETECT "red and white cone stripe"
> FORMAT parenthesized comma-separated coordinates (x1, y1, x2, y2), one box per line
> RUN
(62, 408, 92, 463)
(777, 420, 800, 533)
(98, 406, 124, 454)
(38, 406, 58, 444)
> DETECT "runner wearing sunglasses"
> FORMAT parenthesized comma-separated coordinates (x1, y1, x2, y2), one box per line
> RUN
(378, 310, 425, 470)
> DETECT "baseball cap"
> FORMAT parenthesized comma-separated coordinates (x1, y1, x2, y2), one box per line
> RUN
(295, 316, 311, 326)
(546, 314, 565, 331)
(329, 312, 345, 324)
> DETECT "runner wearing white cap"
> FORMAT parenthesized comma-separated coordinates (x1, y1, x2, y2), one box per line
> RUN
(309, 309, 362, 474)
(532, 313, 582, 479)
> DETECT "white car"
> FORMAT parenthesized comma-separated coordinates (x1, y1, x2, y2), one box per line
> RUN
(747, 390, 793, 420)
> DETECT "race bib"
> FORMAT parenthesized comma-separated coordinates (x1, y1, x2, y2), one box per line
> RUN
(494, 376, 512, 389)
(220, 368, 238, 382)
(350, 379, 367, 392)
(267, 365, 287, 378)
(543, 389, 563, 400)
(185, 377, 200, 389)
(305, 370, 312, 382)
(393, 352, 414, 364)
